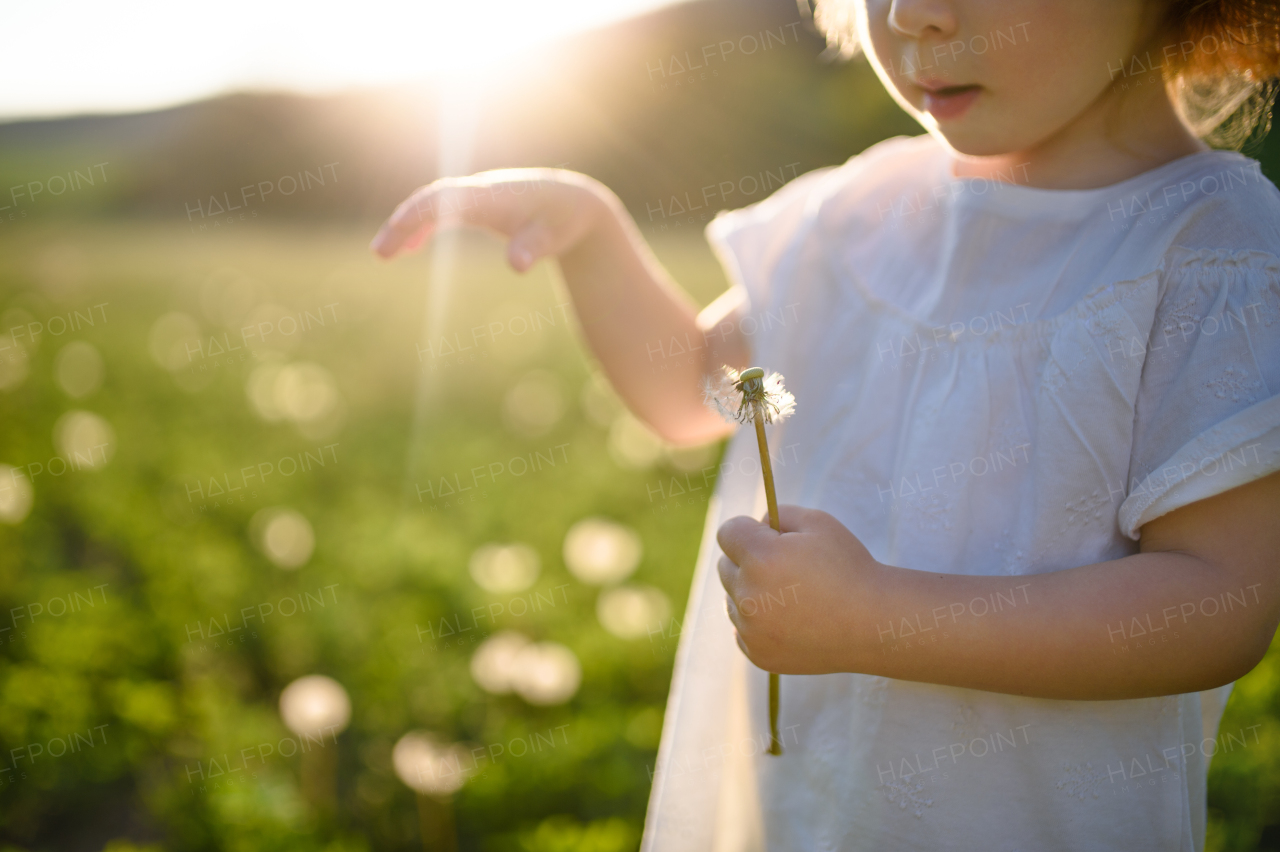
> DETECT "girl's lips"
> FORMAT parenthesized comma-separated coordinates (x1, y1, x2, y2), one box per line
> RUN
(921, 85, 981, 121)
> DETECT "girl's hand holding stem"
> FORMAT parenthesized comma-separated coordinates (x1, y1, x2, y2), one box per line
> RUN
(718, 505, 884, 676)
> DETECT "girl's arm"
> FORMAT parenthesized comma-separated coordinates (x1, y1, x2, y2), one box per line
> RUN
(716, 470, 1280, 700)
(371, 169, 748, 446)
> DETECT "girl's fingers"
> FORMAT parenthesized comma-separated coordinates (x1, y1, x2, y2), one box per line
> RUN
(402, 229, 430, 252)
(506, 217, 556, 273)
(723, 592, 743, 631)
(370, 185, 436, 257)
(716, 514, 777, 572)
(717, 553, 740, 589)
(369, 182, 469, 258)
(372, 179, 536, 259)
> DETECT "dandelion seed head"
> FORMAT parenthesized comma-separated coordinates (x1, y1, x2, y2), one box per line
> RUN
(701, 365, 795, 425)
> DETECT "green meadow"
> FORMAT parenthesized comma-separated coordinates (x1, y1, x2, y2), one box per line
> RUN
(0, 220, 736, 851)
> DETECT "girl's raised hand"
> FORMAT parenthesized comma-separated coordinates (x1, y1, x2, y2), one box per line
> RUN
(369, 168, 612, 272)
(371, 165, 735, 445)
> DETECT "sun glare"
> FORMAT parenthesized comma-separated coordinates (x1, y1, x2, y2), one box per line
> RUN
(3, 0, 689, 118)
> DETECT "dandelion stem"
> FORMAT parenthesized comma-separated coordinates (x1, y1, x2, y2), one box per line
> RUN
(753, 409, 783, 756)
(768, 670, 781, 756)
(754, 414, 780, 534)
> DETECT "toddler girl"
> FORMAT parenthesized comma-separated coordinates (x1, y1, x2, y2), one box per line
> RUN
(372, 1, 1280, 848)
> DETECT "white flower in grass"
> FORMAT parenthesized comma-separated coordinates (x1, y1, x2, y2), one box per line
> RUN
(469, 543, 540, 593)
(0, 465, 33, 523)
(250, 506, 315, 569)
(563, 518, 641, 585)
(510, 641, 581, 705)
(393, 731, 470, 796)
(470, 630, 530, 695)
(471, 631, 581, 705)
(54, 411, 114, 469)
(55, 342, 104, 398)
(279, 674, 351, 739)
(597, 585, 671, 640)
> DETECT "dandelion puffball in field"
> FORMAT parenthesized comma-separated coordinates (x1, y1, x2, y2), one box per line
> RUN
(279, 674, 351, 738)
(53, 411, 114, 469)
(54, 341, 103, 398)
(393, 731, 470, 796)
(608, 412, 665, 469)
(148, 312, 201, 372)
(597, 585, 671, 640)
(251, 506, 315, 569)
(469, 543, 540, 593)
(471, 631, 582, 704)
(501, 370, 565, 437)
(0, 465, 33, 524)
(510, 642, 582, 705)
(275, 362, 340, 422)
(562, 517, 642, 585)
(470, 630, 530, 695)
(247, 360, 342, 429)
(0, 336, 29, 391)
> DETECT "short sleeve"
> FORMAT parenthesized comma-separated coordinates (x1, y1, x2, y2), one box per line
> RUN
(702, 135, 930, 347)
(1118, 247, 1280, 538)
(704, 165, 835, 319)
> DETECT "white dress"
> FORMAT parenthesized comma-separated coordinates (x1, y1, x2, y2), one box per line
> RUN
(641, 134, 1280, 852)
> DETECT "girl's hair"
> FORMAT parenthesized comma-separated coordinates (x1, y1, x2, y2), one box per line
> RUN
(807, 0, 1280, 149)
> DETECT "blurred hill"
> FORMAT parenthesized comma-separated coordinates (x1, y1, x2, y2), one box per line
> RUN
(0, 0, 921, 228)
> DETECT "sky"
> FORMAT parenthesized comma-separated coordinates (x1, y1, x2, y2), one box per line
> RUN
(3, 0, 689, 120)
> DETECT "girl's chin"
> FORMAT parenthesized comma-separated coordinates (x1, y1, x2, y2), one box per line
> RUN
(925, 124, 1026, 160)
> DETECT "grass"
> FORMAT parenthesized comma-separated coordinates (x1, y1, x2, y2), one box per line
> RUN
(0, 218, 728, 851)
